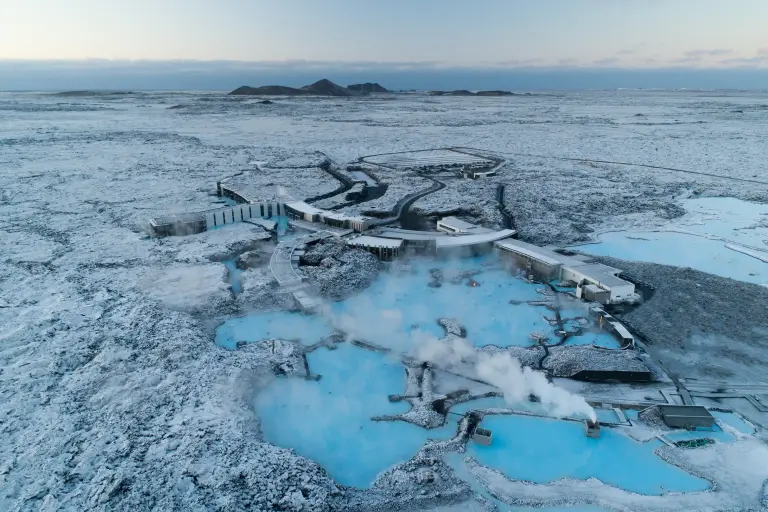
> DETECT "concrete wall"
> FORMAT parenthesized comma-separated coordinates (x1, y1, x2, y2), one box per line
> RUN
(203, 202, 278, 231)
(498, 251, 561, 281)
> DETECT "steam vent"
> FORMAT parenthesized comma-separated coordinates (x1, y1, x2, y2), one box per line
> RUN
(585, 419, 601, 438)
(472, 426, 493, 446)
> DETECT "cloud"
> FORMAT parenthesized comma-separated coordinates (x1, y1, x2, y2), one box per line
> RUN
(758, 48, 768, 56)
(593, 58, 619, 66)
(685, 48, 733, 58)
(616, 49, 636, 56)
(673, 56, 702, 64)
(719, 55, 768, 67)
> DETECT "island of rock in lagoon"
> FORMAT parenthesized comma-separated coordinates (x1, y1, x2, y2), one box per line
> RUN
(2, 88, 768, 511)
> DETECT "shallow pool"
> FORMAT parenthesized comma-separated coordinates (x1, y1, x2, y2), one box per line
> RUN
(253, 343, 456, 488)
(711, 410, 755, 434)
(465, 414, 710, 495)
(573, 231, 767, 284)
(328, 256, 605, 350)
(444, 452, 613, 512)
(570, 197, 768, 285)
(217, 255, 610, 351)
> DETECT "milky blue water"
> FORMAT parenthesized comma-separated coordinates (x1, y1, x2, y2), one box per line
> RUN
(711, 410, 755, 434)
(450, 398, 622, 425)
(222, 259, 243, 295)
(570, 198, 768, 285)
(253, 343, 456, 488)
(216, 255, 615, 351)
(327, 256, 611, 349)
(269, 215, 291, 237)
(594, 408, 621, 423)
(444, 452, 612, 512)
(573, 231, 767, 284)
(565, 330, 620, 348)
(466, 414, 710, 495)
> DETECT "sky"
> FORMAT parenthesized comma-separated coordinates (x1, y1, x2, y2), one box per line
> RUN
(1, 0, 767, 90)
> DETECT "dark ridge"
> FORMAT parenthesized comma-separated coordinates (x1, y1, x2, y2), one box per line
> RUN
(228, 85, 307, 96)
(347, 82, 389, 93)
(301, 78, 358, 96)
(475, 90, 514, 96)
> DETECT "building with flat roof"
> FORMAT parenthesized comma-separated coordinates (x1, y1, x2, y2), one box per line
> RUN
(149, 211, 207, 236)
(284, 201, 325, 222)
(375, 227, 516, 257)
(436, 216, 493, 234)
(284, 202, 371, 232)
(347, 235, 403, 261)
(658, 405, 715, 429)
(494, 239, 635, 304)
(436, 229, 516, 256)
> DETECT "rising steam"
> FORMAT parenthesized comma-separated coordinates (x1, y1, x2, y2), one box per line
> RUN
(317, 299, 596, 422)
(412, 335, 596, 422)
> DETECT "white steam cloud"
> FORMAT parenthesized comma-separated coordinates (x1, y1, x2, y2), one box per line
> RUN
(412, 335, 596, 422)
(317, 298, 596, 423)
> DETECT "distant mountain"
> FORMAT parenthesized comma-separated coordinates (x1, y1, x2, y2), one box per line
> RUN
(475, 90, 514, 96)
(229, 79, 389, 97)
(347, 82, 389, 93)
(301, 79, 357, 96)
(229, 85, 307, 96)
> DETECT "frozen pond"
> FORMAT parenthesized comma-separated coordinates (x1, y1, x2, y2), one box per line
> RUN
(466, 414, 710, 495)
(570, 198, 768, 285)
(216, 255, 620, 351)
(253, 343, 456, 488)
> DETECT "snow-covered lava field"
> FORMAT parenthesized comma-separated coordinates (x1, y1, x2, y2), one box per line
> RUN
(2, 89, 768, 511)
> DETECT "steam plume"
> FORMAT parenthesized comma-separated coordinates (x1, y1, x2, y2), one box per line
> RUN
(413, 335, 596, 422)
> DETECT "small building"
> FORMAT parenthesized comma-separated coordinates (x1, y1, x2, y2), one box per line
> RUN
(378, 229, 442, 255)
(321, 211, 370, 232)
(436, 217, 492, 234)
(461, 166, 497, 179)
(562, 263, 635, 304)
(285, 201, 324, 223)
(436, 229, 516, 257)
(658, 405, 715, 429)
(609, 321, 635, 348)
(585, 419, 601, 438)
(293, 290, 319, 313)
(495, 239, 563, 281)
(347, 235, 403, 261)
(149, 212, 206, 236)
(493, 240, 635, 303)
(472, 426, 493, 446)
(580, 283, 611, 304)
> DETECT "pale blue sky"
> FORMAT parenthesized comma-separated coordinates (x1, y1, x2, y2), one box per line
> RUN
(2, 0, 767, 67)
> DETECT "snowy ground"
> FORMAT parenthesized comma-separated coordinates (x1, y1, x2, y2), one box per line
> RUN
(2, 90, 768, 510)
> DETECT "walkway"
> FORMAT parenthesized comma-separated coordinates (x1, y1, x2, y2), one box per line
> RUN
(269, 232, 333, 287)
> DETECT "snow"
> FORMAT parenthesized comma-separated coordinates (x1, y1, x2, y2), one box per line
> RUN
(2, 89, 768, 511)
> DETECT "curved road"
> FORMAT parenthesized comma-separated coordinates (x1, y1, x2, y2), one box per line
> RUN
(368, 177, 446, 228)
